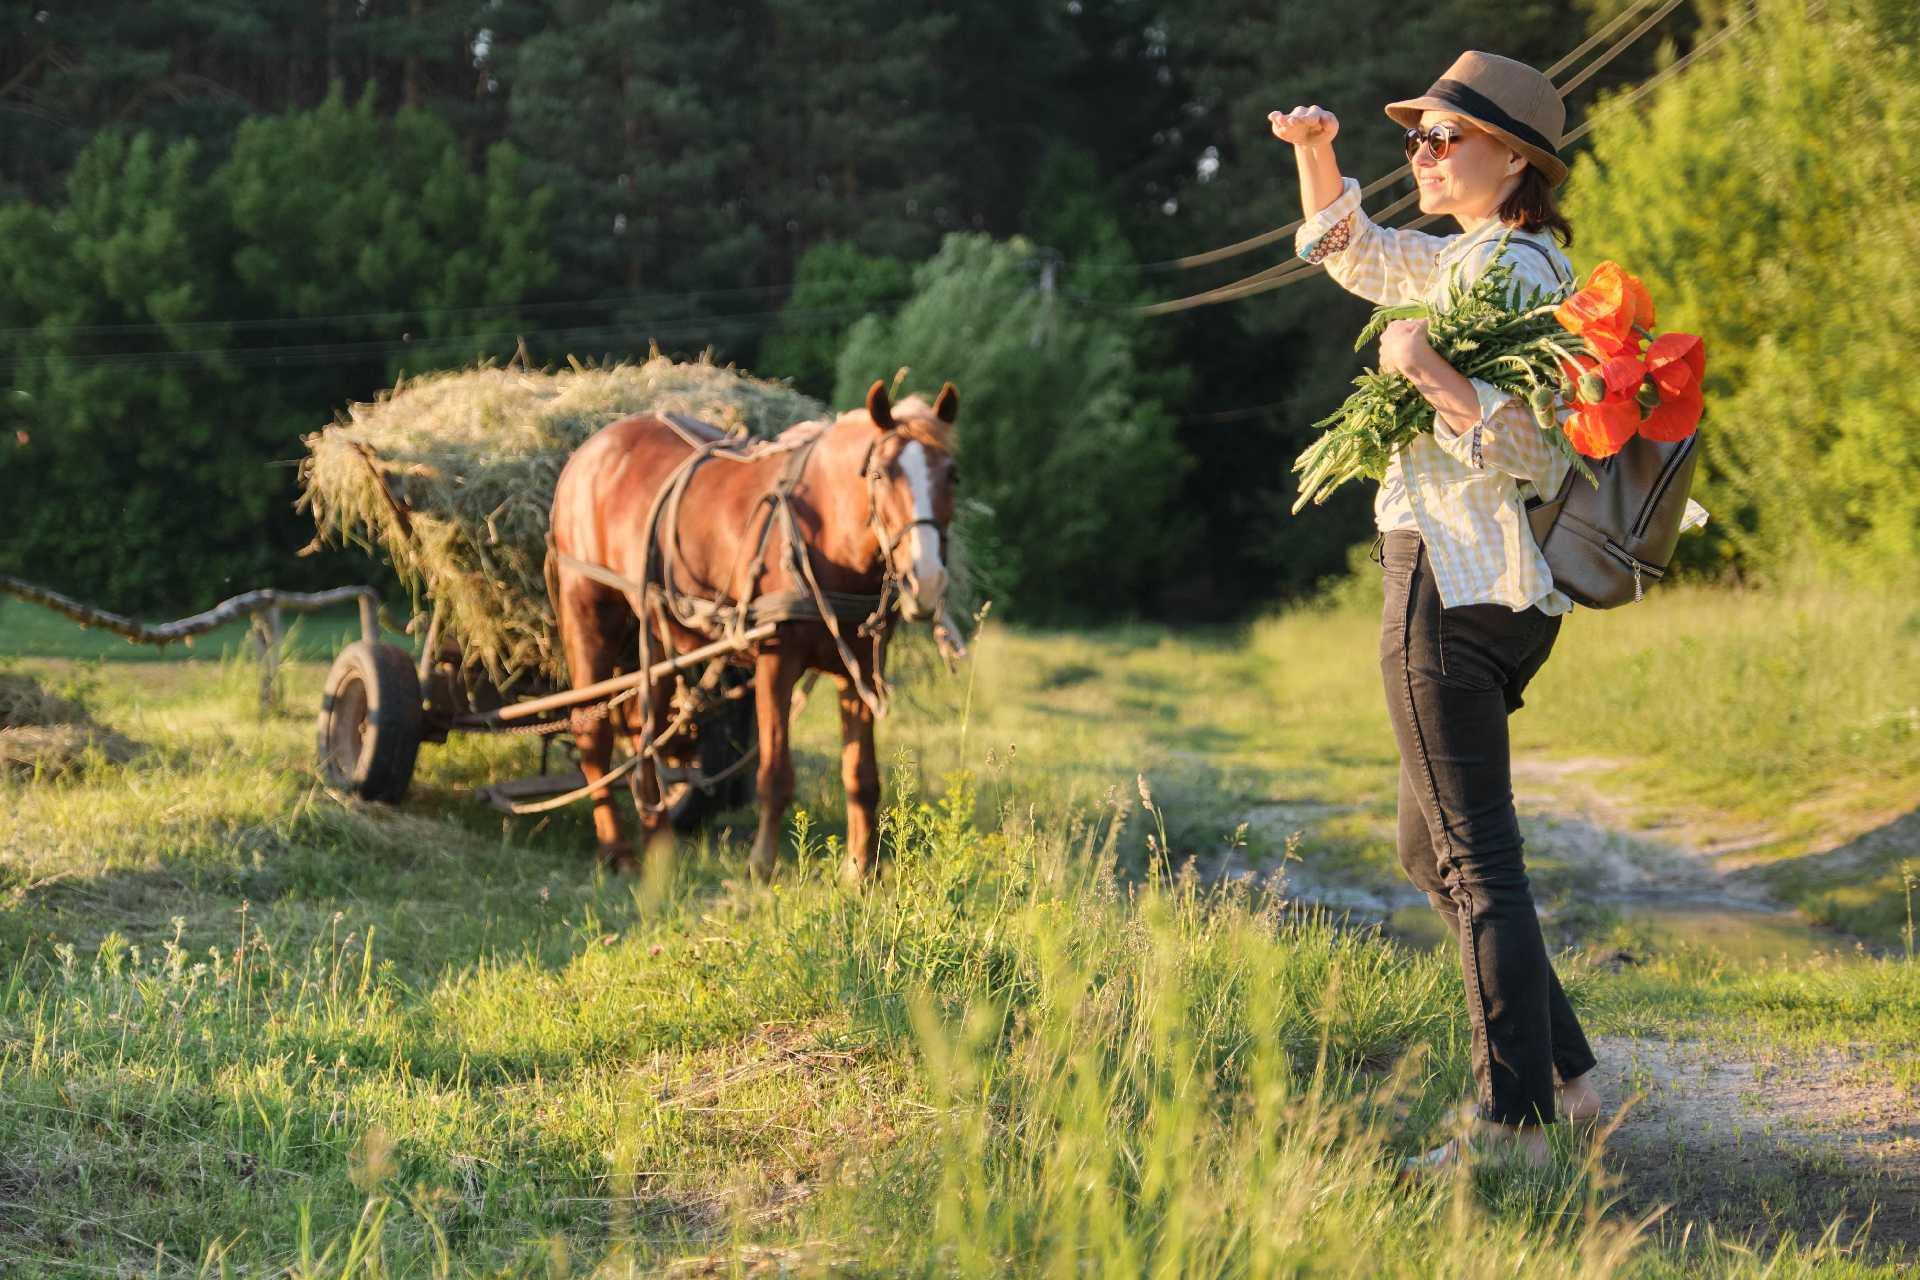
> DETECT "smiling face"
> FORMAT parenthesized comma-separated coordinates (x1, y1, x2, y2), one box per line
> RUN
(1412, 109, 1527, 223)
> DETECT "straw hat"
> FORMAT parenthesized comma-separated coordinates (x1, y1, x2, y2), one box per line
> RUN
(1385, 51, 1567, 187)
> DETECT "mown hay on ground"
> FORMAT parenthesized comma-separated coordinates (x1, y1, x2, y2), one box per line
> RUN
(0, 671, 138, 777)
(0, 671, 87, 730)
(298, 353, 826, 684)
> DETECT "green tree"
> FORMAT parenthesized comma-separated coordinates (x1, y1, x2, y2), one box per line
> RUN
(0, 94, 553, 612)
(758, 242, 913, 400)
(505, 0, 766, 328)
(1565, 0, 1920, 577)
(0, 0, 514, 204)
(0, 132, 247, 608)
(834, 233, 1194, 621)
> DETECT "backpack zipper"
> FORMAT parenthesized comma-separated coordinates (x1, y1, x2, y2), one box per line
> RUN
(1630, 437, 1696, 541)
(1603, 541, 1666, 602)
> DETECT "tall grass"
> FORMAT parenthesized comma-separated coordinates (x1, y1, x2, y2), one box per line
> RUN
(3, 585, 1917, 1273)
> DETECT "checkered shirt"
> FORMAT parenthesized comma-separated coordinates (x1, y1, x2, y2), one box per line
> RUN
(1295, 176, 1707, 615)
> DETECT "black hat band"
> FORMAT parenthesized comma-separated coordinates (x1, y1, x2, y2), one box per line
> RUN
(1426, 78, 1558, 156)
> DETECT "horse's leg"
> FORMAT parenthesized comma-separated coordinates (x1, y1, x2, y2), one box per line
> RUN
(835, 676, 881, 887)
(747, 647, 800, 883)
(556, 582, 636, 872)
(630, 671, 678, 866)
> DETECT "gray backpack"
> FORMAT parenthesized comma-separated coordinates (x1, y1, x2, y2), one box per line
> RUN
(1524, 435, 1700, 608)
(1502, 238, 1703, 609)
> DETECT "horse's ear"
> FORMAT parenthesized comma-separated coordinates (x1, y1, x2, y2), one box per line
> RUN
(866, 379, 896, 430)
(933, 382, 959, 424)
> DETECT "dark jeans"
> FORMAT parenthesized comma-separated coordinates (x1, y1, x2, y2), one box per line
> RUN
(1376, 529, 1598, 1127)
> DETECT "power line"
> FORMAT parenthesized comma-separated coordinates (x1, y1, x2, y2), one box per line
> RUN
(0, 278, 812, 342)
(0, 295, 915, 377)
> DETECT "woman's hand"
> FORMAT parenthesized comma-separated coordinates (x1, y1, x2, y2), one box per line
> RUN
(1379, 318, 1483, 437)
(1270, 105, 1339, 148)
(1378, 318, 1436, 378)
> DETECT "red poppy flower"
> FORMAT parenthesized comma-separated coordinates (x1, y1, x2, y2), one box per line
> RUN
(1637, 331, 1706, 441)
(1562, 353, 1646, 458)
(1555, 261, 1656, 358)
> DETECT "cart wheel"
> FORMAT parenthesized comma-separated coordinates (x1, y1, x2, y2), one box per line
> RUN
(317, 641, 423, 802)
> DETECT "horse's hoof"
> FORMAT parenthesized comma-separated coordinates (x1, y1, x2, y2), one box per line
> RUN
(838, 857, 873, 890)
(595, 843, 641, 876)
(746, 846, 778, 884)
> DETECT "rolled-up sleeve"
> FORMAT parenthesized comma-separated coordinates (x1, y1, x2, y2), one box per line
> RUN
(1431, 379, 1570, 493)
(1294, 176, 1445, 307)
(1427, 235, 1575, 490)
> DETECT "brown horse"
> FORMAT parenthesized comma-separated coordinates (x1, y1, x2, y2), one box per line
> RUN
(547, 380, 959, 884)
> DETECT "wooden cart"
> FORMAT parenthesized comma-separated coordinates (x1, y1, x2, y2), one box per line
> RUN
(317, 598, 761, 831)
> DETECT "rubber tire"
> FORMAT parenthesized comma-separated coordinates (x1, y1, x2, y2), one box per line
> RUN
(317, 641, 424, 803)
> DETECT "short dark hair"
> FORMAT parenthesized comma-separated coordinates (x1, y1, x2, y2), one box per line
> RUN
(1499, 166, 1573, 247)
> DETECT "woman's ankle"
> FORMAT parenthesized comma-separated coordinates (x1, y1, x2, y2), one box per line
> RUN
(1471, 1117, 1551, 1152)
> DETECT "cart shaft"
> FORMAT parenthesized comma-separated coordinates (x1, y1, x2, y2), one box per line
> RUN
(459, 622, 778, 728)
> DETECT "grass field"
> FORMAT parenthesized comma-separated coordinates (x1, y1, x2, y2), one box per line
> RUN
(0, 575, 1915, 1276)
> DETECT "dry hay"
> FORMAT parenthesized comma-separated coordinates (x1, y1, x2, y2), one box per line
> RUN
(0, 671, 87, 730)
(0, 671, 138, 777)
(298, 351, 826, 684)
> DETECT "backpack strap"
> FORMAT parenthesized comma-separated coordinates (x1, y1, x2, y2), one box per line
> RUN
(1500, 236, 1574, 289)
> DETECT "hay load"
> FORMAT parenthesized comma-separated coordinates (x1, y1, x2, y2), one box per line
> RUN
(299, 353, 827, 684)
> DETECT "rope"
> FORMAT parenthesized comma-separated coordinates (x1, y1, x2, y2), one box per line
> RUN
(1140, 2, 1751, 315)
(501, 688, 697, 815)
(502, 752, 645, 816)
(1150, 0, 1685, 280)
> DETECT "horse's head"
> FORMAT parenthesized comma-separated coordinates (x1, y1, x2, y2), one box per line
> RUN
(860, 379, 958, 622)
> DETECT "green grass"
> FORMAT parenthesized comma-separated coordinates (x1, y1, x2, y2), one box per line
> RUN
(0, 577, 1915, 1275)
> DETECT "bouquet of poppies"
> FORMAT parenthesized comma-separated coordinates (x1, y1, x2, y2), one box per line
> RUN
(1290, 240, 1706, 513)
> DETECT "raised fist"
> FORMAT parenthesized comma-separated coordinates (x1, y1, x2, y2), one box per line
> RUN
(1269, 105, 1339, 147)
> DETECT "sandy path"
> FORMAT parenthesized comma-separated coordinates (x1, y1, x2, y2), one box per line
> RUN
(1589, 1034, 1920, 1257)
(1225, 759, 1919, 1258)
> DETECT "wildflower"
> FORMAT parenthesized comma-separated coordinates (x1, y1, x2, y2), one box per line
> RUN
(1554, 261, 1654, 358)
(1638, 331, 1707, 441)
(1562, 353, 1648, 459)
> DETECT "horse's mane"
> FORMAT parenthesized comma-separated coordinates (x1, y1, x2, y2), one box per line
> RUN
(771, 418, 830, 447)
(884, 396, 956, 454)
(769, 396, 954, 455)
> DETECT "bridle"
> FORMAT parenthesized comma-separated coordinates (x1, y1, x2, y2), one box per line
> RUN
(859, 433, 949, 587)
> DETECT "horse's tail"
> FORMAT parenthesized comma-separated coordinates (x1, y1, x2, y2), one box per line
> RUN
(542, 532, 561, 620)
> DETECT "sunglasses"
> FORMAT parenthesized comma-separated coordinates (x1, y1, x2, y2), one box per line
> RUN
(1403, 124, 1469, 162)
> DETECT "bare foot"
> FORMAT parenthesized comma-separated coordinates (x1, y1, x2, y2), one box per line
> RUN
(1558, 1068, 1603, 1125)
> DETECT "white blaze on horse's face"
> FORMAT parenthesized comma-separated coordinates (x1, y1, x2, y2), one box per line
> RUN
(896, 441, 948, 620)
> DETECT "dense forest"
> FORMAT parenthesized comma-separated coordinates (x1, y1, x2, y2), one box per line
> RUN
(1, 0, 1911, 619)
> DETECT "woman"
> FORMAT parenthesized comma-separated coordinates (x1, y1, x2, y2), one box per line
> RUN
(1271, 51, 1603, 1176)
